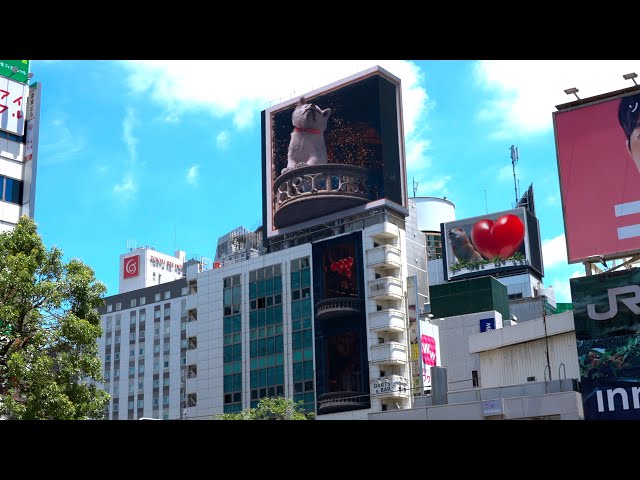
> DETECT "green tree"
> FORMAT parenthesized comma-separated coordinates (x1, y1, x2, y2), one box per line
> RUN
(0, 216, 109, 419)
(215, 396, 314, 420)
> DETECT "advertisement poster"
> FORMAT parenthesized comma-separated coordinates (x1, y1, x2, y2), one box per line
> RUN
(555, 91, 640, 262)
(571, 269, 640, 419)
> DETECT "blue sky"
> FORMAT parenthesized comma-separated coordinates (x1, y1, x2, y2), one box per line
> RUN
(27, 60, 640, 302)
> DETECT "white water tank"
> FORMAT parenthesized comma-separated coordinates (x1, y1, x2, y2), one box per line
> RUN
(411, 196, 456, 233)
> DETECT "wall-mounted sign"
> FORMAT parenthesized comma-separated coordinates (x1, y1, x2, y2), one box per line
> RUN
(0, 76, 27, 136)
(123, 255, 140, 279)
(482, 398, 504, 416)
(480, 317, 496, 332)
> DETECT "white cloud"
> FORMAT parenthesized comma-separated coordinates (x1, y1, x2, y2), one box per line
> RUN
(186, 164, 199, 185)
(119, 60, 429, 133)
(545, 194, 559, 206)
(414, 176, 451, 198)
(123, 107, 138, 164)
(40, 116, 86, 164)
(113, 175, 137, 201)
(542, 234, 568, 269)
(406, 138, 431, 171)
(216, 131, 230, 150)
(473, 60, 640, 137)
(548, 269, 584, 304)
(497, 164, 513, 182)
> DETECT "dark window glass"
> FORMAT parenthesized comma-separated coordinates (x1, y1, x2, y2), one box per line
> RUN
(4, 177, 23, 205)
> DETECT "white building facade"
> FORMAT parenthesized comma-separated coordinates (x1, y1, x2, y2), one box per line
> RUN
(0, 67, 41, 233)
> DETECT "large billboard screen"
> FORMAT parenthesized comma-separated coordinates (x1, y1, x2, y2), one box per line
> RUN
(571, 269, 640, 419)
(554, 89, 640, 263)
(441, 207, 543, 281)
(262, 66, 407, 240)
(0, 60, 30, 84)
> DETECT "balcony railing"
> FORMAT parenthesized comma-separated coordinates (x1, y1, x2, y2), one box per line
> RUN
(370, 375, 409, 398)
(316, 391, 370, 415)
(368, 276, 404, 300)
(315, 297, 364, 321)
(272, 164, 382, 230)
(370, 341, 407, 365)
(366, 245, 402, 269)
(369, 308, 406, 333)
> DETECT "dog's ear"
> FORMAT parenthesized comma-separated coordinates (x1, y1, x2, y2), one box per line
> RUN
(298, 96, 306, 106)
(322, 108, 331, 118)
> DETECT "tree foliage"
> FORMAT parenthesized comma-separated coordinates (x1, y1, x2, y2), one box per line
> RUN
(215, 396, 315, 420)
(0, 216, 109, 419)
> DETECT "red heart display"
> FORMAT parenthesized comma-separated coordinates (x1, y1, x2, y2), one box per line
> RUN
(470, 214, 525, 260)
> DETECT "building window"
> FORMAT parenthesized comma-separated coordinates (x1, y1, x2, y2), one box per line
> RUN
(164, 323, 170, 334)
(154, 327, 160, 336)
(138, 365, 145, 374)
(155, 293, 161, 302)
(113, 404, 119, 412)
(139, 310, 146, 322)
(139, 347, 144, 356)
(105, 354, 111, 362)
(188, 337, 197, 350)
(137, 399, 144, 409)
(104, 370, 110, 380)
(114, 352, 120, 361)
(130, 349, 135, 358)
(187, 393, 197, 407)
(129, 333, 135, 341)
(153, 379, 159, 388)
(472, 370, 479, 387)
(153, 397, 159, 407)
(138, 381, 144, 390)
(107, 305, 113, 313)
(106, 317, 112, 330)
(154, 362, 159, 372)
(115, 336, 121, 344)
(163, 377, 170, 387)
(154, 344, 161, 354)
(188, 365, 197, 378)
(163, 395, 170, 406)
(3, 177, 23, 205)
(181, 339, 188, 349)
(164, 360, 169, 369)
(114, 369, 120, 379)
(129, 384, 134, 394)
(115, 315, 121, 328)
(130, 312, 136, 324)
(131, 299, 137, 308)
(164, 291, 170, 300)
(129, 367, 135, 375)
(140, 296, 146, 305)
(163, 344, 170, 354)
(181, 357, 186, 366)
(116, 302, 121, 311)
(106, 337, 112, 346)
(114, 386, 119, 396)
(181, 286, 188, 296)
(128, 401, 134, 410)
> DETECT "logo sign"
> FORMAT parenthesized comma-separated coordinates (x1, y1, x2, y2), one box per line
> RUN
(571, 269, 640, 340)
(123, 255, 140, 279)
(554, 91, 640, 263)
(441, 207, 543, 281)
(482, 398, 504, 416)
(480, 317, 496, 332)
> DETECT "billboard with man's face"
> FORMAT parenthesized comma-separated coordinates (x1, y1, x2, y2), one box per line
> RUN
(261, 66, 407, 241)
(554, 89, 640, 263)
(441, 207, 543, 281)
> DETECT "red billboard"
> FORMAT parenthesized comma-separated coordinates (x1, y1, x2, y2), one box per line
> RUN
(554, 89, 640, 263)
(261, 66, 407, 241)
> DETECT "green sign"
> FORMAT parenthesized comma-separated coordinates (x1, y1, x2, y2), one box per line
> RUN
(0, 60, 30, 84)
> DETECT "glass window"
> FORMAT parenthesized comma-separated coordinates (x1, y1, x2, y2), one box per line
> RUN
(155, 293, 161, 302)
(140, 296, 146, 305)
(4, 177, 23, 204)
(107, 305, 113, 313)
(137, 399, 144, 408)
(131, 299, 137, 308)
(115, 302, 122, 311)
(164, 291, 170, 300)
(128, 401, 134, 410)
(163, 377, 170, 387)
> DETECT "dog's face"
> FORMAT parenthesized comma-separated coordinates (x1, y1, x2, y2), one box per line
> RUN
(292, 96, 331, 131)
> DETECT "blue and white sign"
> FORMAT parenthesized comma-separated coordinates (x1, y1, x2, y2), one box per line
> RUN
(482, 398, 504, 417)
(480, 317, 496, 332)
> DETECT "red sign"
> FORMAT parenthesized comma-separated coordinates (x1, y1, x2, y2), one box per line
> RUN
(555, 92, 640, 262)
(123, 255, 140, 279)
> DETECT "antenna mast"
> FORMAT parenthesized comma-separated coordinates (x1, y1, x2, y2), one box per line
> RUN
(510, 145, 519, 207)
(412, 178, 419, 197)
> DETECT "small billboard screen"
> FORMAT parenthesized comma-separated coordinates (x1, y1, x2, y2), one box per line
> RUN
(441, 207, 543, 281)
